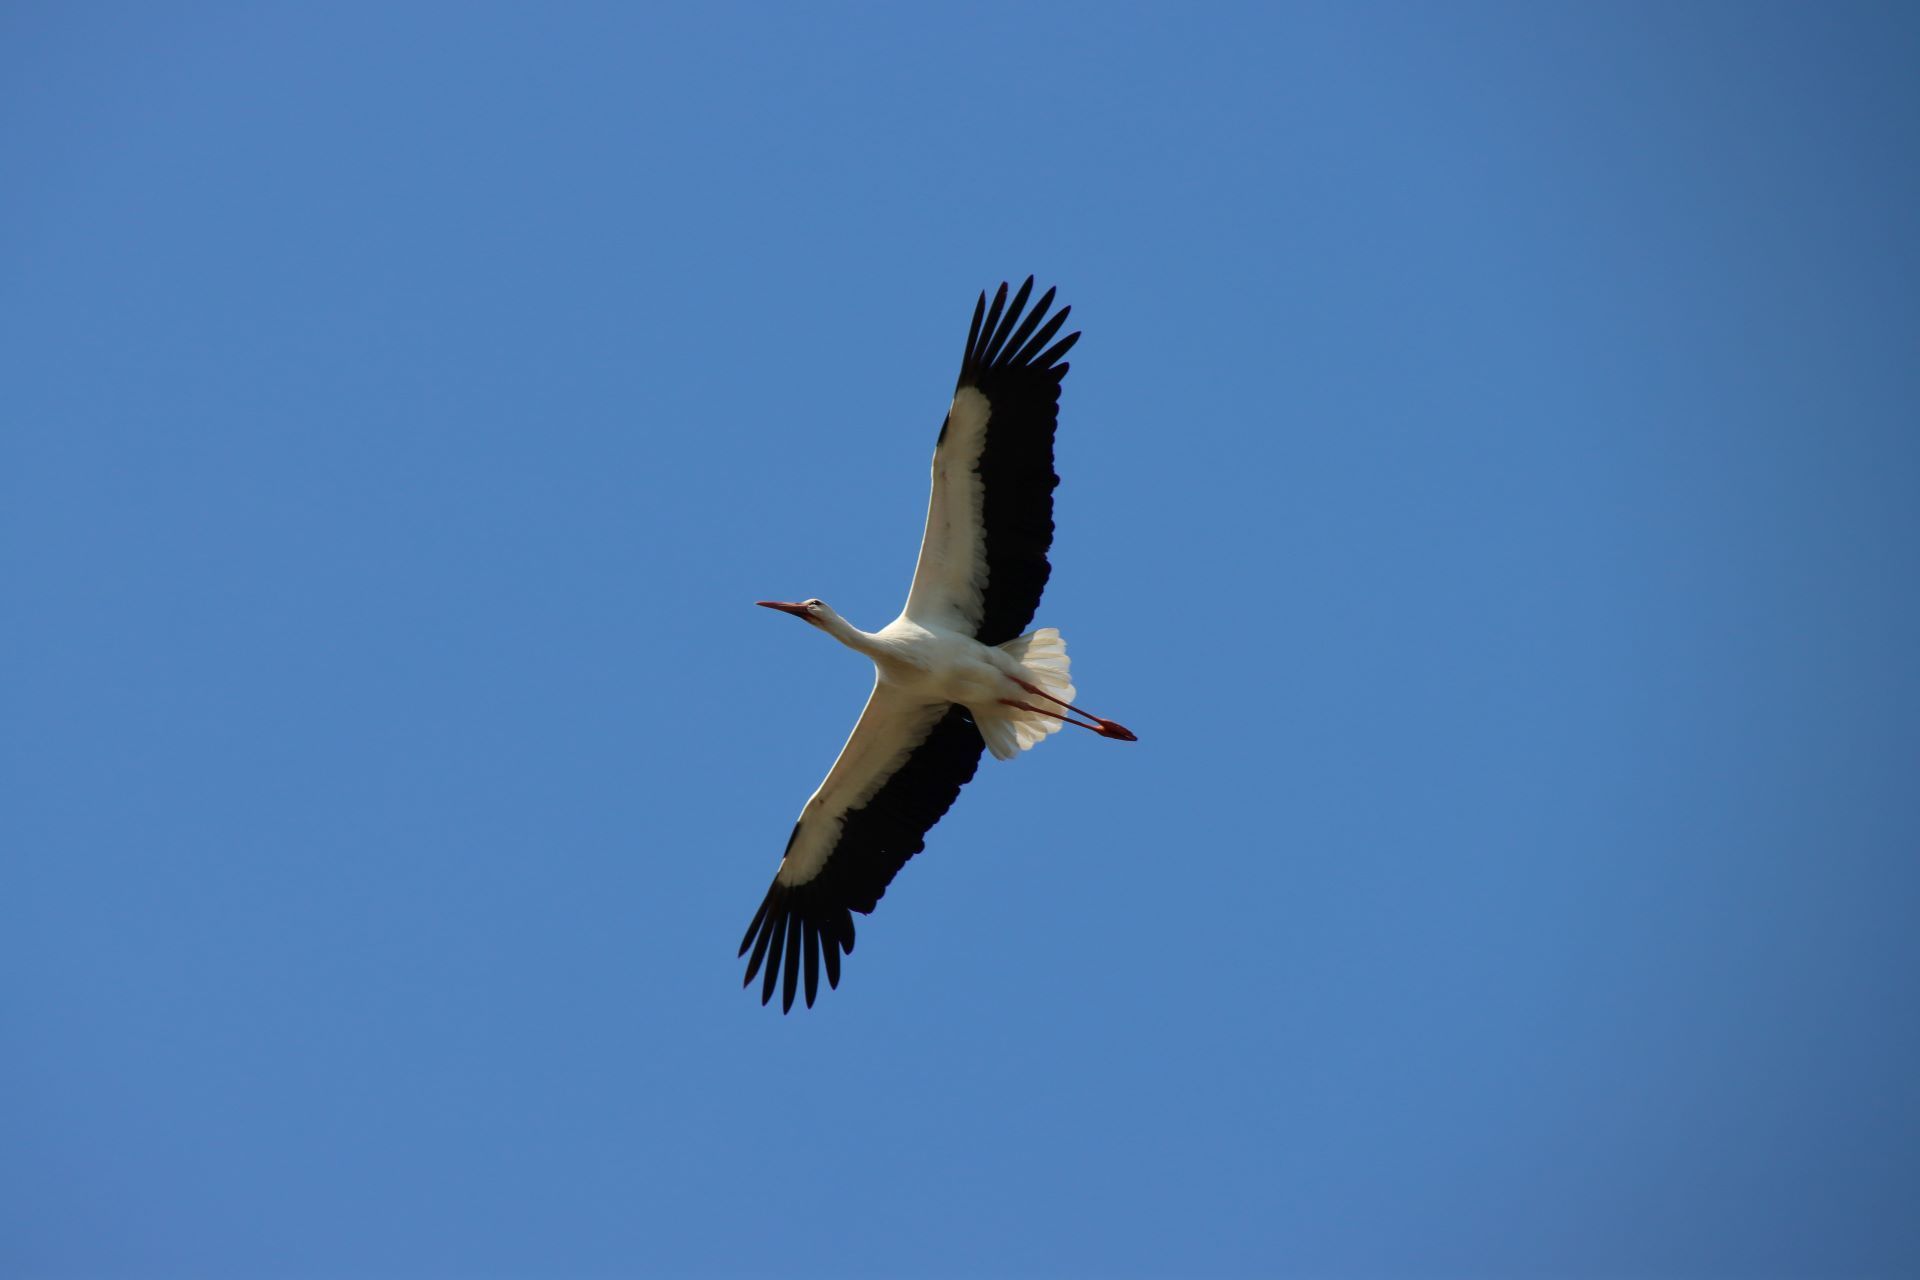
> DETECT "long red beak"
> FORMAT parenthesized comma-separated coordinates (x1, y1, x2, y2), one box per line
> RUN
(756, 600, 812, 619)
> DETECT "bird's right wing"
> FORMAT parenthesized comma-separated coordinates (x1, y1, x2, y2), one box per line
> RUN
(738, 680, 985, 1012)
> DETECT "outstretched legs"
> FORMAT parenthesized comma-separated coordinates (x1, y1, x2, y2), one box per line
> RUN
(999, 677, 1137, 742)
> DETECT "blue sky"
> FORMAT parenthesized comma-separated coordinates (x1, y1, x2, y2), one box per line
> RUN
(4, 3, 1917, 1277)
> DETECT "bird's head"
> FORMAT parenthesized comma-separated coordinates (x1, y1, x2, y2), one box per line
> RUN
(756, 598, 832, 628)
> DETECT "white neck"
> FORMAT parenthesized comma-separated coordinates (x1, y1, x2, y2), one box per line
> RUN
(818, 610, 886, 660)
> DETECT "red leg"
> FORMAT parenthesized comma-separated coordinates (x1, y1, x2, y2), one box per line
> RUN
(1008, 679, 1138, 741)
(998, 697, 1137, 742)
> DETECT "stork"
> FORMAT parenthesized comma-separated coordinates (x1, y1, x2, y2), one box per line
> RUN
(741, 277, 1135, 1012)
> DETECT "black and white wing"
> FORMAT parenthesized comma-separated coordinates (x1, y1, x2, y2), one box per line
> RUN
(903, 278, 1079, 646)
(738, 683, 985, 1012)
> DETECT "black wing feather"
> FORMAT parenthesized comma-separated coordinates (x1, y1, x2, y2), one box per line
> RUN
(976, 282, 1009, 362)
(981, 277, 1034, 363)
(781, 917, 802, 1013)
(737, 706, 985, 1011)
(802, 917, 820, 1008)
(821, 924, 841, 990)
(760, 911, 787, 1006)
(1010, 305, 1069, 368)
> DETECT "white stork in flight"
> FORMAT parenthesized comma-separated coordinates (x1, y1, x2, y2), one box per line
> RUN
(741, 277, 1135, 1012)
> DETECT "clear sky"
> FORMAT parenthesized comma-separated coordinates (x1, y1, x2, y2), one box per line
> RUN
(4, 4, 1917, 1277)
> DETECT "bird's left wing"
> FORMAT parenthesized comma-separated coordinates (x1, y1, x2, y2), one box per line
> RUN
(738, 681, 986, 1011)
(903, 278, 1079, 646)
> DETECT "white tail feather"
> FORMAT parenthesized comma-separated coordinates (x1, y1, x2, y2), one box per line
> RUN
(977, 627, 1076, 761)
